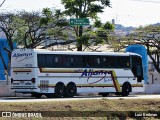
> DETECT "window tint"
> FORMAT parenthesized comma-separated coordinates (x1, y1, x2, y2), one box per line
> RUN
(76, 56, 91, 67)
(107, 56, 116, 68)
(37, 54, 45, 67)
(61, 55, 75, 67)
(131, 55, 143, 77)
(75, 55, 83, 67)
(132, 56, 142, 67)
(66, 56, 75, 67)
(37, 54, 130, 68)
(55, 55, 66, 67)
(91, 56, 101, 67)
(100, 56, 130, 68)
(46, 55, 53, 67)
(101, 56, 116, 68)
(116, 56, 130, 68)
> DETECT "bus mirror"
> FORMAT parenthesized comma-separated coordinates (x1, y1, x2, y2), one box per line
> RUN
(136, 66, 142, 76)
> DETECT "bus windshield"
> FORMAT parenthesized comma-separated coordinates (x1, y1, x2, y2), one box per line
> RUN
(131, 55, 143, 82)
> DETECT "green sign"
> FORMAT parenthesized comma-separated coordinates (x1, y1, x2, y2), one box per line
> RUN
(70, 18, 89, 26)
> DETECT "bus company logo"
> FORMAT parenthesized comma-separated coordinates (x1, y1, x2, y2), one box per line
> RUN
(12, 53, 33, 62)
(81, 69, 113, 84)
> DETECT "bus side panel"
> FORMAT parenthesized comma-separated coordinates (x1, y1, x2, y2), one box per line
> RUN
(37, 68, 143, 94)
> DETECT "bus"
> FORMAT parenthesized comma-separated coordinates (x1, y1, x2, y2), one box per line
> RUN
(10, 49, 144, 98)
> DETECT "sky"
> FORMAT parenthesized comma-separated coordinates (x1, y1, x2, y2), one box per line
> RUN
(0, 0, 160, 27)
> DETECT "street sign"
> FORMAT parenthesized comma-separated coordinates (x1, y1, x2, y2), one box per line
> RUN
(70, 18, 89, 26)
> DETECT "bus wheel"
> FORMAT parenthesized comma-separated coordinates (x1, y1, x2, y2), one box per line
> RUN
(65, 82, 77, 98)
(99, 93, 109, 97)
(55, 83, 65, 98)
(31, 93, 42, 98)
(122, 82, 131, 96)
(101, 93, 109, 97)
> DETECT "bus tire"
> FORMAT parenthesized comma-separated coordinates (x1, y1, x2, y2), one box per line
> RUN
(55, 83, 65, 98)
(31, 93, 42, 98)
(101, 93, 109, 97)
(122, 82, 131, 96)
(65, 82, 77, 98)
(99, 93, 109, 97)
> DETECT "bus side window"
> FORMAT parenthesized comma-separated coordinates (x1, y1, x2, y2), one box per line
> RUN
(37, 54, 45, 67)
(82, 56, 87, 67)
(55, 56, 58, 63)
(81, 56, 90, 67)
(87, 56, 92, 67)
(54, 56, 59, 67)
(101, 57, 106, 68)
(69, 56, 74, 67)
(93, 57, 100, 68)
(65, 56, 74, 67)
(115, 56, 130, 68)
(101, 56, 111, 68)
(125, 57, 130, 68)
(117, 57, 121, 68)
(107, 57, 115, 68)
(46, 55, 53, 67)
(75, 55, 83, 68)
(60, 56, 66, 67)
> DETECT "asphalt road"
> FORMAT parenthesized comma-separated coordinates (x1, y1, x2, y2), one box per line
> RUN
(0, 95, 160, 102)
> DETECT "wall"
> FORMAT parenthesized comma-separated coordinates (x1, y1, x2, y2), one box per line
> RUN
(144, 84, 160, 94)
(148, 56, 160, 84)
(0, 80, 11, 97)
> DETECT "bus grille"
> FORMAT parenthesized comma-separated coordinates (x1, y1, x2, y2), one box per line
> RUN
(40, 80, 49, 92)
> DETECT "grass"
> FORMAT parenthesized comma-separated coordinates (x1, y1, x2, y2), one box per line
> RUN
(0, 98, 160, 119)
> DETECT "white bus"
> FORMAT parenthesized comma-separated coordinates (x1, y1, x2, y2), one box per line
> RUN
(10, 49, 144, 98)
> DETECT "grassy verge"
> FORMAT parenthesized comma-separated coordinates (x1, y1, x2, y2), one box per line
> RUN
(0, 98, 160, 119)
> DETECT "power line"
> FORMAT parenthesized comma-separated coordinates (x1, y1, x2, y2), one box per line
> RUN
(131, 0, 160, 3)
(0, 0, 6, 7)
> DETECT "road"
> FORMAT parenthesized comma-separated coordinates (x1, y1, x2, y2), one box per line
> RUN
(0, 95, 160, 102)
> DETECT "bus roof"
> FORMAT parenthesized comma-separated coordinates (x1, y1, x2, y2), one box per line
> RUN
(13, 49, 141, 57)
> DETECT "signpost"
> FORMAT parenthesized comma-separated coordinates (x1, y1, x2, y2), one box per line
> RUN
(70, 18, 89, 26)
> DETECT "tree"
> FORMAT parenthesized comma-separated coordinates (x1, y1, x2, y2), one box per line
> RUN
(0, 11, 46, 49)
(0, 10, 54, 75)
(0, 9, 68, 50)
(0, 12, 23, 51)
(131, 25, 160, 73)
(61, 0, 111, 51)
(0, 12, 21, 76)
(16, 11, 49, 48)
(107, 35, 132, 52)
(40, 8, 73, 49)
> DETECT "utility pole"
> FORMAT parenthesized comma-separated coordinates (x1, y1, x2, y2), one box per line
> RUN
(45, 26, 48, 49)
